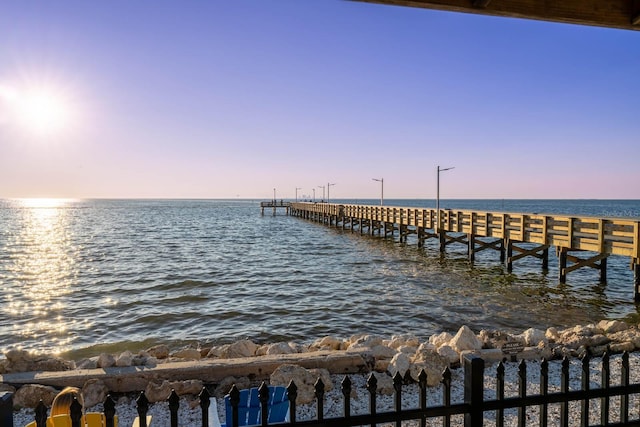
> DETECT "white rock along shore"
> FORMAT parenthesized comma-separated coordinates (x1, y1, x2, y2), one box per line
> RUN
(6, 320, 640, 426)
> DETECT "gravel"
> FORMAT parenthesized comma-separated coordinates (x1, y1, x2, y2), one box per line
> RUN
(12, 353, 640, 427)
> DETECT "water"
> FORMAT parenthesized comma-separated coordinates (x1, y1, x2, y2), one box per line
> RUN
(1, 198, 639, 360)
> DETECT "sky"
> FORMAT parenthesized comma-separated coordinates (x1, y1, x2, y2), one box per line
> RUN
(1, 1, 639, 200)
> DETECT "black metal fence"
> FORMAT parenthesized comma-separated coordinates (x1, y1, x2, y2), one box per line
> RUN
(11, 352, 640, 427)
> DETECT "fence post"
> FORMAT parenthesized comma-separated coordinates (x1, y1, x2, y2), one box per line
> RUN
(0, 391, 13, 427)
(463, 355, 484, 427)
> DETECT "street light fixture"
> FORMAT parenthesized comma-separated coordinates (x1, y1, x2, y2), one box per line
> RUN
(318, 185, 325, 201)
(295, 187, 302, 201)
(436, 166, 454, 231)
(312, 188, 316, 202)
(273, 188, 276, 203)
(372, 178, 384, 206)
(327, 183, 336, 203)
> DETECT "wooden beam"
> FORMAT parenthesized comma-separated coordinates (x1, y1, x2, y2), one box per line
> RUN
(473, 0, 491, 8)
(352, 0, 640, 32)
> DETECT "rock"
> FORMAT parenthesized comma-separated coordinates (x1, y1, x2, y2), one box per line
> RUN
(429, 332, 453, 349)
(449, 326, 482, 353)
(597, 320, 629, 334)
(171, 348, 201, 360)
(374, 359, 390, 373)
(215, 376, 251, 398)
(387, 352, 411, 378)
(146, 344, 170, 359)
(609, 329, 640, 348)
(546, 327, 560, 342)
(221, 340, 258, 358)
(13, 384, 58, 408)
(437, 345, 459, 366)
(610, 341, 635, 353)
(82, 379, 109, 408)
(97, 353, 116, 368)
(386, 335, 420, 349)
(144, 379, 204, 403)
(76, 358, 98, 370)
(264, 342, 297, 355)
(397, 344, 419, 355)
(409, 351, 448, 387)
(589, 344, 610, 357)
(116, 351, 133, 367)
(309, 368, 333, 392)
(309, 336, 343, 351)
(371, 371, 394, 395)
(369, 345, 397, 360)
(521, 328, 547, 346)
(145, 380, 173, 403)
(348, 335, 384, 350)
(172, 379, 204, 396)
(2, 350, 73, 373)
(206, 344, 229, 358)
(133, 355, 157, 367)
(270, 364, 319, 405)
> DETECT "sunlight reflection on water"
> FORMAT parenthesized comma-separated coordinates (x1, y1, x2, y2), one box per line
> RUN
(4, 198, 79, 353)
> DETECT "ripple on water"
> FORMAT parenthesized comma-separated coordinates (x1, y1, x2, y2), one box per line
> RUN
(1, 199, 640, 356)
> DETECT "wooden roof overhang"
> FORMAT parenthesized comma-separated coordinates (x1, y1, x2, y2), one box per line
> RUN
(351, 0, 640, 31)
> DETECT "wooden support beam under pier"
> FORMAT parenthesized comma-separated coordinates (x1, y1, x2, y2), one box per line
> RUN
(288, 202, 640, 298)
(557, 248, 609, 284)
(506, 241, 549, 272)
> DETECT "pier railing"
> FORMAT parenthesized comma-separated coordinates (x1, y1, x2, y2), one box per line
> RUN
(13, 352, 640, 427)
(290, 202, 640, 259)
(289, 202, 640, 298)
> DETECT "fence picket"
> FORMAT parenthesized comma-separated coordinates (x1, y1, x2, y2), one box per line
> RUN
(540, 359, 548, 427)
(518, 360, 527, 427)
(497, 361, 505, 427)
(561, 357, 570, 427)
(581, 355, 590, 427)
(601, 352, 610, 426)
(25, 352, 640, 427)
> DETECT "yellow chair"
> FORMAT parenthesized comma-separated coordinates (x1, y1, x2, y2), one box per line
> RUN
(48, 414, 72, 427)
(31, 413, 118, 427)
(84, 413, 118, 427)
(84, 413, 104, 427)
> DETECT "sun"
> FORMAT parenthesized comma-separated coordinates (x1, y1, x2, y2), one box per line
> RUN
(16, 89, 71, 134)
(1, 81, 75, 137)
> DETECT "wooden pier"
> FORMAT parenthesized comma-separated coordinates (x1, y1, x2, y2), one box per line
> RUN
(289, 202, 640, 300)
(260, 201, 291, 216)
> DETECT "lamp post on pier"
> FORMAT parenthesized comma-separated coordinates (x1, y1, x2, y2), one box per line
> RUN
(436, 166, 454, 232)
(327, 183, 336, 203)
(273, 188, 276, 203)
(318, 185, 325, 202)
(295, 187, 302, 201)
(372, 178, 384, 206)
(312, 188, 316, 202)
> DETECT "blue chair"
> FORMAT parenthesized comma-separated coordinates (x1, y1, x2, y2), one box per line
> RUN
(210, 385, 289, 427)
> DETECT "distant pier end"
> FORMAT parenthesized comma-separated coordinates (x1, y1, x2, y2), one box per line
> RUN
(260, 200, 291, 216)
(288, 202, 640, 301)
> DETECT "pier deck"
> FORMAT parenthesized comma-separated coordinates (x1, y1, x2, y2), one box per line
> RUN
(260, 201, 291, 216)
(289, 202, 640, 300)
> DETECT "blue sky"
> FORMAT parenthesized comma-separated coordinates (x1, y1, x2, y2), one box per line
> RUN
(1, 1, 639, 200)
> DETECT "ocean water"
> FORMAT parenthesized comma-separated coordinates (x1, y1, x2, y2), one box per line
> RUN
(1, 198, 639, 360)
